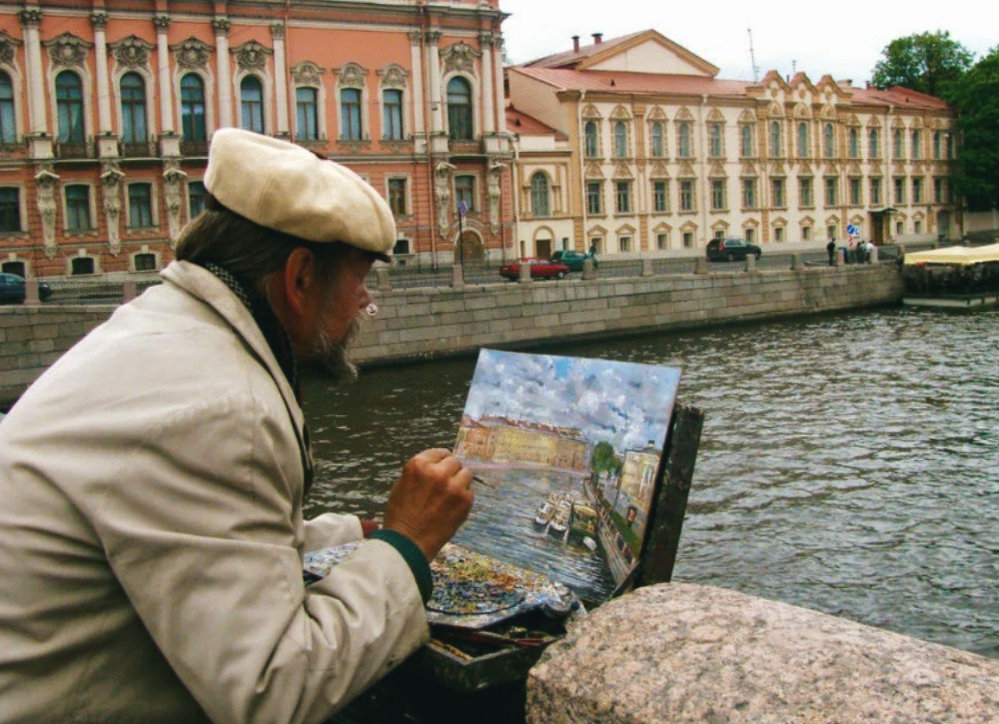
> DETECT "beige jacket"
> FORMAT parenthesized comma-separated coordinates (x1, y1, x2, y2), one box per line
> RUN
(0, 262, 428, 724)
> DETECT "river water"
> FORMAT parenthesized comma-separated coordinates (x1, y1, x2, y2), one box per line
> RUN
(302, 306, 999, 659)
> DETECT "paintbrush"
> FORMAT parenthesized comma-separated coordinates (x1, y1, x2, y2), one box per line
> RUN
(472, 475, 496, 488)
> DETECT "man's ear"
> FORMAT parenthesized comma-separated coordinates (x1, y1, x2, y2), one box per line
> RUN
(282, 246, 318, 318)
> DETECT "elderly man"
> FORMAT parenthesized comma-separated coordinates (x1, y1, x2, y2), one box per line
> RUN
(0, 129, 473, 724)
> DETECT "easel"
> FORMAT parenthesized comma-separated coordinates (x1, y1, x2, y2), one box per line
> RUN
(334, 403, 705, 724)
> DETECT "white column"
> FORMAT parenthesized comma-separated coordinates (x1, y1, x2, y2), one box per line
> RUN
(408, 31, 424, 136)
(426, 31, 442, 134)
(493, 34, 506, 135)
(91, 12, 113, 134)
(270, 24, 289, 136)
(479, 33, 495, 134)
(213, 18, 233, 128)
(154, 16, 174, 133)
(19, 10, 47, 135)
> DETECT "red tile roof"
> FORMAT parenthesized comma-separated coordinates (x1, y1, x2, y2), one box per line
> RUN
(513, 67, 752, 99)
(851, 86, 950, 111)
(505, 106, 564, 137)
(523, 31, 648, 69)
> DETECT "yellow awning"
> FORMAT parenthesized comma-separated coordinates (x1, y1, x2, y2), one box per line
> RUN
(904, 243, 999, 266)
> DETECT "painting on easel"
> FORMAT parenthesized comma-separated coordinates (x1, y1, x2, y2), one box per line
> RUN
(452, 349, 681, 602)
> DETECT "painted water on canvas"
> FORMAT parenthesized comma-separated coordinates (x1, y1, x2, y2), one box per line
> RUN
(453, 349, 681, 602)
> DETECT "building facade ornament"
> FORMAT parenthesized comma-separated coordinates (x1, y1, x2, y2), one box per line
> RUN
(211, 17, 230, 36)
(171, 37, 213, 70)
(269, 23, 285, 40)
(0, 31, 22, 66)
(34, 165, 59, 259)
(487, 162, 504, 234)
(291, 60, 325, 86)
(407, 30, 422, 46)
(162, 160, 187, 246)
(334, 62, 368, 88)
(100, 162, 125, 255)
(152, 15, 171, 31)
(109, 35, 155, 69)
(424, 31, 442, 46)
(434, 161, 456, 239)
(44, 33, 94, 69)
(440, 42, 481, 74)
(89, 11, 108, 30)
(231, 40, 272, 72)
(18, 9, 42, 27)
(377, 63, 409, 89)
(478, 32, 494, 49)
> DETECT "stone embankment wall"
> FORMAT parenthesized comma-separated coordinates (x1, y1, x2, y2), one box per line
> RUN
(353, 263, 904, 365)
(1, 264, 903, 407)
(528, 583, 999, 723)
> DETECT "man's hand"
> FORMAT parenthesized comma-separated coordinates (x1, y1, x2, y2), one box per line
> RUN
(383, 449, 474, 562)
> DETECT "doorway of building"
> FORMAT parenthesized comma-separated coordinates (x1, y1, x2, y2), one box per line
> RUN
(870, 211, 886, 244)
(938, 211, 951, 241)
(457, 231, 484, 264)
(535, 238, 552, 259)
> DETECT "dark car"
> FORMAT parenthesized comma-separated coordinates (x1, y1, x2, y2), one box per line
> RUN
(550, 249, 597, 272)
(706, 238, 762, 262)
(499, 258, 571, 281)
(0, 273, 52, 304)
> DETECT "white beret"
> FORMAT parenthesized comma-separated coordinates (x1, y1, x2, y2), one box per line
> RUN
(204, 128, 395, 259)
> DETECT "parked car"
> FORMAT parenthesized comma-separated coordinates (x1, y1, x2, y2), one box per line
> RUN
(706, 238, 762, 262)
(550, 249, 597, 272)
(0, 273, 52, 304)
(499, 258, 571, 281)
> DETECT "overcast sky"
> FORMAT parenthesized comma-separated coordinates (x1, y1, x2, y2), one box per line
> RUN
(501, 0, 998, 84)
(463, 350, 680, 453)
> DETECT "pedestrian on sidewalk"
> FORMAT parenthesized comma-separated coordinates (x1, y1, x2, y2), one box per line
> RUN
(826, 239, 836, 266)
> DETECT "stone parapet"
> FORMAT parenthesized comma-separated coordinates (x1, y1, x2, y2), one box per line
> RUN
(527, 583, 999, 723)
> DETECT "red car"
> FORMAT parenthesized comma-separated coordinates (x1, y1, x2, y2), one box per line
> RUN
(499, 258, 571, 281)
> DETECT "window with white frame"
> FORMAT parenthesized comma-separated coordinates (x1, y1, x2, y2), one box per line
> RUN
(682, 231, 694, 248)
(774, 226, 784, 243)
(850, 177, 862, 206)
(0, 71, 14, 144)
(188, 180, 206, 219)
(180, 74, 206, 142)
(296, 87, 319, 141)
(825, 177, 838, 206)
(740, 124, 754, 157)
(455, 175, 475, 212)
(619, 236, 631, 252)
(802, 225, 811, 241)
(797, 121, 809, 158)
(382, 89, 404, 141)
(708, 123, 723, 157)
(771, 178, 785, 208)
(911, 129, 922, 160)
(912, 177, 923, 204)
(894, 177, 906, 204)
(934, 177, 944, 204)
(743, 178, 756, 208)
(915, 220, 923, 234)
(933, 131, 942, 159)
(656, 233, 668, 250)
(56, 70, 85, 144)
(615, 180, 631, 214)
(711, 179, 726, 210)
(240, 76, 265, 134)
(64, 185, 92, 230)
(823, 123, 834, 158)
(134, 252, 156, 271)
(120, 72, 147, 143)
(586, 181, 602, 215)
(893, 128, 905, 159)
(870, 177, 882, 206)
(769, 120, 782, 157)
(827, 224, 837, 241)
(613, 121, 628, 158)
(650, 122, 665, 158)
(530, 172, 550, 217)
(745, 227, 755, 243)
(584, 121, 599, 158)
(340, 88, 363, 140)
(653, 180, 668, 212)
(799, 177, 813, 207)
(678, 122, 692, 158)
(388, 178, 408, 216)
(869, 128, 880, 158)
(680, 180, 694, 211)
(447, 77, 473, 141)
(896, 220, 904, 235)
(848, 127, 859, 158)
(127, 183, 154, 228)
(71, 257, 95, 275)
(0, 188, 20, 232)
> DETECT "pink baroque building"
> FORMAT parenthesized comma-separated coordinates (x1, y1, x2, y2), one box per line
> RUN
(0, 0, 514, 279)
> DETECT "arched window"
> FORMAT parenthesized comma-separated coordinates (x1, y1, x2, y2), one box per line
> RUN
(120, 72, 147, 143)
(584, 121, 598, 157)
(180, 74, 206, 142)
(0, 71, 15, 144)
(848, 127, 859, 158)
(530, 172, 550, 217)
(296, 87, 318, 141)
(613, 121, 627, 158)
(678, 122, 691, 158)
(797, 121, 808, 158)
(56, 70, 85, 144)
(650, 121, 664, 158)
(740, 124, 753, 157)
(382, 89, 404, 141)
(869, 128, 880, 158)
(823, 123, 834, 158)
(893, 127, 904, 158)
(769, 120, 782, 157)
(447, 77, 472, 140)
(340, 88, 362, 140)
(240, 75, 264, 134)
(933, 131, 942, 159)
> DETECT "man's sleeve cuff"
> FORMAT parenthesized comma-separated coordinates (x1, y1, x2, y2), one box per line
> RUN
(370, 529, 433, 604)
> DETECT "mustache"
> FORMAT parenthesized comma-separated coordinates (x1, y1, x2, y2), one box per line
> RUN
(310, 313, 362, 384)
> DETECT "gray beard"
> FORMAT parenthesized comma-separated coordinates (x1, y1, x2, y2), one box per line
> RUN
(309, 313, 360, 384)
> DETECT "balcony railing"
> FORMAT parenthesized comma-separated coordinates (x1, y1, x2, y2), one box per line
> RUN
(180, 140, 209, 157)
(56, 141, 94, 159)
(120, 141, 157, 158)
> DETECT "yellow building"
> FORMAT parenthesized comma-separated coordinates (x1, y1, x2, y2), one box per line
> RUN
(619, 448, 659, 509)
(508, 29, 960, 257)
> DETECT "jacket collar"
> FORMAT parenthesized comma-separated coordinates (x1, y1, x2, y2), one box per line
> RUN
(160, 261, 314, 481)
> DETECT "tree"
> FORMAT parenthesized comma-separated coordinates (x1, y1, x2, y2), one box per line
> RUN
(591, 441, 620, 475)
(871, 31, 974, 100)
(949, 47, 999, 212)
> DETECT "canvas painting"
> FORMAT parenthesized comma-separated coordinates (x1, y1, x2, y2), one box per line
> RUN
(453, 349, 681, 602)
